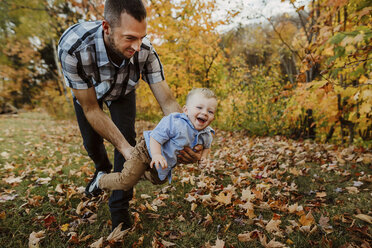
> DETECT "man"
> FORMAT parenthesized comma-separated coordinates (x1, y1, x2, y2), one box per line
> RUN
(58, 0, 202, 230)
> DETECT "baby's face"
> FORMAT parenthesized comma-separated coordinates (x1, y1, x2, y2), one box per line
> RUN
(183, 93, 217, 131)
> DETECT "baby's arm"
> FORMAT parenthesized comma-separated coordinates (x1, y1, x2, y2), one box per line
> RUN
(198, 148, 211, 168)
(149, 137, 168, 169)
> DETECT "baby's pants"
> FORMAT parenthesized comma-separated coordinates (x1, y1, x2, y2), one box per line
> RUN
(99, 137, 167, 191)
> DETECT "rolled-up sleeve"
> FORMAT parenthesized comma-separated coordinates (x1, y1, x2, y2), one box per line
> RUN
(141, 46, 165, 85)
(150, 115, 175, 144)
(59, 50, 92, 90)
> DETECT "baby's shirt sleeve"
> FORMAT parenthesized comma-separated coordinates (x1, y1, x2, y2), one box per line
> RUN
(150, 114, 176, 145)
(198, 129, 214, 149)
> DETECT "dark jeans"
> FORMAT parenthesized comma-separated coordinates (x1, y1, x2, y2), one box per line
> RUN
(73, 90, 136, 228)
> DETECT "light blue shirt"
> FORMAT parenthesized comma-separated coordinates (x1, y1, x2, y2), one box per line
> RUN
(144, 113, 214, 182)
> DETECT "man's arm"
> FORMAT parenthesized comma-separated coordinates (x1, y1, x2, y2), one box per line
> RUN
(149, 80, 203, 163)
(72, 87, 133, 160)
(149, 80, 181, 115)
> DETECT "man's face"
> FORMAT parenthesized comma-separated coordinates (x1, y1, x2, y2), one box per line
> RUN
(103, 12, 147, 60)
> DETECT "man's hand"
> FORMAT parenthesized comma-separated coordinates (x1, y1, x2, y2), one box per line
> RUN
(177, 144, 203, 164)
(150, 154, 168, 169)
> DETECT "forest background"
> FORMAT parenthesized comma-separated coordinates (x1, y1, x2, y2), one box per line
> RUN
(0, 0, 371, 146)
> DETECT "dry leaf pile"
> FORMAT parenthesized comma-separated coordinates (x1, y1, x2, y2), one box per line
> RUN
(0, 114, 371, 247)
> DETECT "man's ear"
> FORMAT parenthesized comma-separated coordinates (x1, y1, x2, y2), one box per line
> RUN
(102, 20, 111, 35)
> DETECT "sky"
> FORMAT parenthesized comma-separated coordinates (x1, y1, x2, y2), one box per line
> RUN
(214, 0, 310, 32)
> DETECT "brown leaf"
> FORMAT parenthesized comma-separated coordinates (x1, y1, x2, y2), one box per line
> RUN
(238, 229, 260, 242)
(354, 214, 372, 224)
(319, 215, 333, 234)
(299, 212, 315, 226)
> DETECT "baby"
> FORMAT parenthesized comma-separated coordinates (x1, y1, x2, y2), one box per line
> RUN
(87, 88, 217, 194)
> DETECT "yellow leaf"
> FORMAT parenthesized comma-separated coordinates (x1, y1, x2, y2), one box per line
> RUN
(345, 45, 356, 54)
(60, 223, 69, 232)
(323, 46, 334, 56)
(359, 75, 368, 84)
(191, 203, 197, 211)
(299, 212, 315, 226)
(360, 103, 371, 115)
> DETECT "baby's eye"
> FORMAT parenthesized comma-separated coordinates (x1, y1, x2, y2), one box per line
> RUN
(208, 110, 214, 114)
(196, 106, 202, 109)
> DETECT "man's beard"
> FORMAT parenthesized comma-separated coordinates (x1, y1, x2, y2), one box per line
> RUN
(106, 33, 127, 63)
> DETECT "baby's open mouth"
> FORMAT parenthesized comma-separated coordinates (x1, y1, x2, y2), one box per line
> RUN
(197, 117, 206, 123)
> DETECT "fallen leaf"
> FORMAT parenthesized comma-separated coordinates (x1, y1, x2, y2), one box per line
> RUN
(299, 212, 315, 226)
(266, 219, 281, 233)
(345, 187, 359, 194)
(241, 188, 255, 202)
(316, 192, 327, 198)
(209, 237, 225, 248)
(60, 223, 69, 232)
(1, 151, 10, 159)
(215, 192, 232, 205)
(354, 214, 372, 224)
(288, 203, 303, 213)
(89, 237, 103, 248)
(107, 223, 129, 242)
(191, 203, 197, 211)
(28, 231, 45, 248)
(68, 232, 79, 244)
(238, 229, 260, 242)
(141, 194, 151, 199)
(55, 184, 64, 194)
(0, 194, 18, 202)
(3, 176, 23, 184)
(161, 239, 176, 247)
(318, 215, 333, 234)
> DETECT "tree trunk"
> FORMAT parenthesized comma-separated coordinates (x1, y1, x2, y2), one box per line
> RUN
(52, 38, 70, 104)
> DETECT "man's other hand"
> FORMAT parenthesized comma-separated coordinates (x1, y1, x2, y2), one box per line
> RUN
(177, 144, 203, 164)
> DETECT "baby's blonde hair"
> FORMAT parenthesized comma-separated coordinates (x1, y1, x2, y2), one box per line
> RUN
(185, 88, 217, 105)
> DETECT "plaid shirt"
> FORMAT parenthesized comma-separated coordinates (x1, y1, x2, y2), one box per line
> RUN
(58, 21, 165, 102)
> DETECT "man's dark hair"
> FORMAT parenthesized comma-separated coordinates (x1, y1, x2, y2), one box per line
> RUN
(104, 0, 146, 27)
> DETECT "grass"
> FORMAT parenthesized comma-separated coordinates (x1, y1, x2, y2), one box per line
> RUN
(0, 110, 371, 247)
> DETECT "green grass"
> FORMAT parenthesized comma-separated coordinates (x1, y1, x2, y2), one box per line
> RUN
(0, 111, 371, 247)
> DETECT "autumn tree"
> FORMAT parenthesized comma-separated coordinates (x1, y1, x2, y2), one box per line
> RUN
(284, 0, 371, 145)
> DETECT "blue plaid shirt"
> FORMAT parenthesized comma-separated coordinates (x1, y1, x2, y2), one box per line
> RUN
(58, 21, 165, 103)
(144, 113, 214, 182)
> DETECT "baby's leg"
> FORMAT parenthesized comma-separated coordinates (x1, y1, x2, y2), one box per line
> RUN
(98, 138, 150, 191)
(99, 158, 148, 191)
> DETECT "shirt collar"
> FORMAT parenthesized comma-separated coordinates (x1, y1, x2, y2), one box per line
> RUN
(95, 24, 110, 67)
(179, 113, 215, 134)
